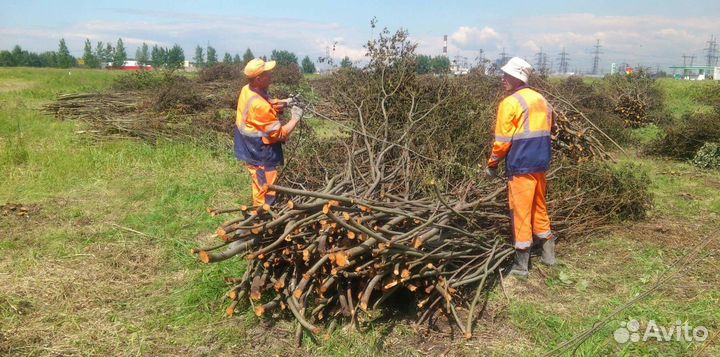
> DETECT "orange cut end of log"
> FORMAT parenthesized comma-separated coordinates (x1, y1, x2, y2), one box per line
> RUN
(401, 269, 411, 278)
(384, 280, 398, 290)
(250, 291, 261, 301)
(293, 289, 303, 299)
(274, 280, 285, 291)
(407, 284, 418, 292)
(347, 231, 356, 240)
(251, 227, 262, 235)
(199, 251, 211, 264)
(255, 306, 265, 316)
(322, 205, 330, 214)
(228, 290, 238, 300)
(216, 228, 226, 237)
(413, 239, 423, 249)
(360, 302, 368, 311)
(226, 306, 236, 316)
(335, 252, 349, 267)
(287, 201, 295, 209)
(342, 212, 351, 221)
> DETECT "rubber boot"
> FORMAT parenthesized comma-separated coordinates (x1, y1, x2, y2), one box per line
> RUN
(508, 249, 530, 278)
(540, 239, 557, 266)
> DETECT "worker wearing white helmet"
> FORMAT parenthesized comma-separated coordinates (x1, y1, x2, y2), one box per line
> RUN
(485, 56, 557, 278)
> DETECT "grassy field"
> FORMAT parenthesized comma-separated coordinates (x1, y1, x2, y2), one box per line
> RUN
(1, 68, 718, 356)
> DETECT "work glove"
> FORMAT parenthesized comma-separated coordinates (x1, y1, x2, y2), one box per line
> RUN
(291, 105, 304, 121)
(280, 97, 296, 106)
(484, 166, 497, 178)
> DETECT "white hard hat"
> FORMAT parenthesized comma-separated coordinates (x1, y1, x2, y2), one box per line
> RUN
(501, 57, 533, 83)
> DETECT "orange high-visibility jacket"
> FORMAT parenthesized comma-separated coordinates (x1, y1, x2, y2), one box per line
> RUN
(488, 86, 553, 176)
(234, 85, 289, 167)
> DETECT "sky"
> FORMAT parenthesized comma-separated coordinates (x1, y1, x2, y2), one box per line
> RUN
(1, 0, 719, 73)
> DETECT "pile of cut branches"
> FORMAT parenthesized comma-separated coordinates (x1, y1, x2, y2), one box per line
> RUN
(43, 72, 248, 143)
(193, 28, 651, 342)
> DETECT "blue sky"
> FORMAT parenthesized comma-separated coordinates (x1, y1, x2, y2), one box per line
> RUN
(1, 0, 719, 72)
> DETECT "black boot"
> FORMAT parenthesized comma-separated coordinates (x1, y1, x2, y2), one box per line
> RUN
(509, 249, 530, 278)
(540, 239, 557, 266)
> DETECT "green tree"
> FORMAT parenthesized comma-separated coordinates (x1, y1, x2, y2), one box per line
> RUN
(136, 43, 149, 66)
(415, 54, 431, 74)
(39, 51, 57, 67)
(0, 50, 13, 66)
(113, 38, 127, 68)
(242, 48, 254, 66)
(339, 56, 352, 68)
(11, 45, 28, 66)
(166, 44, 185, 70)
(301, 55, 316, 74)
(83, 39, 98, 68)
(150, 45, 162, 68)
(57, 38, 74, 68)
(193, 45, 204, 68)
(430, 55, 450, 74)
(270, 49, 298, 66)
(206, 45, 218, 66)
(94, 42, 105, 66)
(104, 43, 114, 66)
(223, 52, 233, 63)
(233, 53, 241, 64)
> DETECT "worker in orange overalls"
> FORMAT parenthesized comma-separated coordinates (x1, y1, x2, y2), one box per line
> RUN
(485, 57, 556, 278)
(235, 58, 303, 206)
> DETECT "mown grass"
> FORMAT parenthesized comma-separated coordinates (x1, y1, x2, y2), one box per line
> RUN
(1, 68, 719, 357)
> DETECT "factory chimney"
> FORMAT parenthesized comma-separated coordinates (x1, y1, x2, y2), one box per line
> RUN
(443, 35, 448, 56)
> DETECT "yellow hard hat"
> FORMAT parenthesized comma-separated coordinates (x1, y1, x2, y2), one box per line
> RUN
(244, 58, 276, 78)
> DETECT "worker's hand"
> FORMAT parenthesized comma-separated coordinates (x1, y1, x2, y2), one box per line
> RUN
(484, 166, 498, 178)
(280, 97, 295, 106)
(291, 105, 304, 121)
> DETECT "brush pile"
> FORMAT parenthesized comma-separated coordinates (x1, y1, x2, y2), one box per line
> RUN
(192, 28, 651, 342)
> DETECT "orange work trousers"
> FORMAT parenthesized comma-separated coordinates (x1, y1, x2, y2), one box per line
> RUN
(246, 164, 278, 207)
(507, 172, 553, 250)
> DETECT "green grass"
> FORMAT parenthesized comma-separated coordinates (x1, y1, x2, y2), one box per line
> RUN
(1, 68, 719, 357)
(655, 78, 719, 120)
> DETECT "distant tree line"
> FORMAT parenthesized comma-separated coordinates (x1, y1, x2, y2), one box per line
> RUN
(415, 54, 451, 74)
(0, 39, 322, 74)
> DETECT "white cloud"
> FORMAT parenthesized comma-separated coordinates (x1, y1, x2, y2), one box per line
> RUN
(450, 26, 500, 48)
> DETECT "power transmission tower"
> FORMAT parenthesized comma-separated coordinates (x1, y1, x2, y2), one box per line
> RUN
(705, 34, 719, 67)
(591, 39, 602, 75)
(557, 47, 570, 74)
(535, 47, 548, 73)
(498, 47, 509, 63)
(682, 54, 690, 66)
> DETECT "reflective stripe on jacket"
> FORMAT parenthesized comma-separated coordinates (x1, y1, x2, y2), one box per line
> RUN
(234, 85, 288, 167)
(487, 86, 553, 176)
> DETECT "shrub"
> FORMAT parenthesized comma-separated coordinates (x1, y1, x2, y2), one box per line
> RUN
(647, 111, 720, 159)
(198, 63, 243, 82)
(692, 142, 720, 169)
(112, 70, 174, 90)
(272, 63, 302, 86)
(153, 77, 206, 114)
